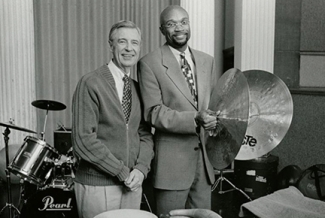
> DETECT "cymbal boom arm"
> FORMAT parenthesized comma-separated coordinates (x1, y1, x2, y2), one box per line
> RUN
(41, 109, 49, 141)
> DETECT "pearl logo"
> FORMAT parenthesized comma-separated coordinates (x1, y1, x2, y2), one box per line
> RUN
(38, 196, 72, 211)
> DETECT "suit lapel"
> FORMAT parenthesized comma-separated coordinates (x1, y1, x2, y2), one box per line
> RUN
(190, 48, 208, 111)
(162, 45, 196, 108)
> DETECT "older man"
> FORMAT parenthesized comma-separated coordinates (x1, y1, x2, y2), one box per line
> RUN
(72, 20, 154, 218)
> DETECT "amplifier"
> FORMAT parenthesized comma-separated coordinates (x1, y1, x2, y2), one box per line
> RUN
(54, 128, 72, 155)
(234, 155, 279, 199)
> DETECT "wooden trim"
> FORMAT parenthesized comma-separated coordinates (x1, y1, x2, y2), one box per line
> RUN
(300, 51, 325, 56)
(290, 87, 325, 96)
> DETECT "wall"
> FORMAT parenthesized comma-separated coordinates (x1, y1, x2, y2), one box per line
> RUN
(272, 0, 325, 171)
(272, 94, 325, 170)
(0, 0, 37, 149)
(32, 0, 179, 146)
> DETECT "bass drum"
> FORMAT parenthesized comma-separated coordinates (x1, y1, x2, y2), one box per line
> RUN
(20, 188, 79, 218)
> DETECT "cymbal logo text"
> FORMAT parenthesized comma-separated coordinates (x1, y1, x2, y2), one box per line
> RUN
(242, 135, 257, 147)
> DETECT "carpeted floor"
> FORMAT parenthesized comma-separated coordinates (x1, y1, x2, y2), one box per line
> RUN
(0, 174, 256, 218)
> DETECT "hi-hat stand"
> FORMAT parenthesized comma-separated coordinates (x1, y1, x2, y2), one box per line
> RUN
(212, 169, 252, 201)
(0, 127, 20, 218)
(0, 120, 37, 218)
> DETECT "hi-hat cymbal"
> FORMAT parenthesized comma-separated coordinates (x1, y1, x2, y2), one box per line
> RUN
(32, 100, 66, 111)
(235, 70, 293, 160)
(206, 68, 250, 170)
(0, 121, 37, 134)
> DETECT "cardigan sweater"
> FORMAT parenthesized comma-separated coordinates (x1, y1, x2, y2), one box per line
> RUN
(71, 65, 154, 186)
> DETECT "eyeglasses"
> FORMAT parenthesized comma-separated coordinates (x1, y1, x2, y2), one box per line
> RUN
(163, 20, 190, 28)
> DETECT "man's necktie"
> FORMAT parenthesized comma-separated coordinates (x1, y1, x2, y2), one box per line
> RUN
(180, 52, 197, 108)
(122, 75, 132, 123)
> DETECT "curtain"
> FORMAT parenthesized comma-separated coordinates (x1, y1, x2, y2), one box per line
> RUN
(33, 0, 179, 145)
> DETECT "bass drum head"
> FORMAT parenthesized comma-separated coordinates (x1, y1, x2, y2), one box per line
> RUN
(20, 188, 79, 218)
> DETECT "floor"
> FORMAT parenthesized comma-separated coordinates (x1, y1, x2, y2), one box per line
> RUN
(140, 173, 256, 218)
(0, 173, 256, 218)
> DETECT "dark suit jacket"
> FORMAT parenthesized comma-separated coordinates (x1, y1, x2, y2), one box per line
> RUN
(137, 44, 217, 190)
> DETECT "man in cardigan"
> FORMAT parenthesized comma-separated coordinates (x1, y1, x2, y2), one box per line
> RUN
(72, 20, 154, 218)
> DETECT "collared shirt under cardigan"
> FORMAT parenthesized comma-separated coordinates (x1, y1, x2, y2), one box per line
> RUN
(71, 64, 154, 186)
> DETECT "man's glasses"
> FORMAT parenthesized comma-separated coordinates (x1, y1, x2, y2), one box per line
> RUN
(163, 20, 190, 28)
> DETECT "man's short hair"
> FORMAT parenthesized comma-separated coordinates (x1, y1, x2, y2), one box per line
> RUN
(108, 20, 142, 42)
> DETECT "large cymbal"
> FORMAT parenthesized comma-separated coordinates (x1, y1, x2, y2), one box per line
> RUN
(32, 100, 66, 111)
(235, 70, 293, 160)
(206, 68, 250, 170)
(0, 121, 37, 134)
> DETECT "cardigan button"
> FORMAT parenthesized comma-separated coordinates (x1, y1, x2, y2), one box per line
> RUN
(194, 147, 200, 151)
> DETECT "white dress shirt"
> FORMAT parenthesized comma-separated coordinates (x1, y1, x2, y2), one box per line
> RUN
(107, 60, 130, 103)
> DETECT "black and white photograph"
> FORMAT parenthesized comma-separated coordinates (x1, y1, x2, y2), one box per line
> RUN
(1, 0, 325, 218)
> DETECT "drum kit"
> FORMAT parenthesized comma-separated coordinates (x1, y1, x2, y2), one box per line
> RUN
(0, 69, 294, 216)
(0, 100, 78, 218)
(207, 69, 293, 200)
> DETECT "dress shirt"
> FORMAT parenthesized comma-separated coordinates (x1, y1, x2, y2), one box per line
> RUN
(107, 60, 130, 103)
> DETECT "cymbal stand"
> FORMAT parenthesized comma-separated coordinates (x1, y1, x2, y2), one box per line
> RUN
(0, 127, 20, 218)
(41, 108, 49, 141)
(212, 169, 252, 201)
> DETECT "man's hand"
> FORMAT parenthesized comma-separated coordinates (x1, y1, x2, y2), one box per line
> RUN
(168, 209, 222, 218)
(124, 168, 144, 192)
(195, 109, 218, 130)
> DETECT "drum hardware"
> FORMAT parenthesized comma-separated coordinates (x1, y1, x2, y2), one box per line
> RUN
(8, 136, 60, 186)
(31, 99, 66, 141)
(1, 100, 72, 217)
(207, 69, 293, 201)
(0, 120, 36, 218)
(212, 169, 252, 201)
(44, 154, 75, 190)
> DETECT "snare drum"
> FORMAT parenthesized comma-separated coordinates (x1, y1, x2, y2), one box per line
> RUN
(9, 136, 60, 185)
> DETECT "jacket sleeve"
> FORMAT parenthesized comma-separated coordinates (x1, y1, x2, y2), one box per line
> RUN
(133, 118, 154, 178)
(137, 59, 197, 135)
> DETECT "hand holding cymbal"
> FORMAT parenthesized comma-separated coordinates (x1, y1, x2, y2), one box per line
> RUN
(206, 68, 250, 170)
(205, 69, 293, 168)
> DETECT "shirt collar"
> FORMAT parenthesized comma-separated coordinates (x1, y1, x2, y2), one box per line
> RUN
(168, 45, 191, 57)
(107, 60, 130, 79)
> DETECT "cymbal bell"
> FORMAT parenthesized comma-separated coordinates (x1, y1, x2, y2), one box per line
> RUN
(32, 100, 66, 111)
(206, 68, 250, 170)
(235, 70, 293, 160)
(0, 121, 37, 134)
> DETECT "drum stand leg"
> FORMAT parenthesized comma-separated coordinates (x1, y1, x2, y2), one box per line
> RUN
(212, 169, 252, 201)
(0, 127, 21, 218)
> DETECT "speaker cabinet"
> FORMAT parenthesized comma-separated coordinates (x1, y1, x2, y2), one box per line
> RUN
(54, 129, 72, 155)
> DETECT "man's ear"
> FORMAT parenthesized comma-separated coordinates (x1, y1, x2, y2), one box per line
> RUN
(159, 26, 165, 36)
(108, 40, 113, 52)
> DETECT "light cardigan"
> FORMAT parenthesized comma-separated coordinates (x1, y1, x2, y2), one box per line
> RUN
(72, 64, 154, 186)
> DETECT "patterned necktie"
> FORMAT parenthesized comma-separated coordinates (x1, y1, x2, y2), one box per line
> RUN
(180, 52, 197, 108)
(122, 75, 132, 123)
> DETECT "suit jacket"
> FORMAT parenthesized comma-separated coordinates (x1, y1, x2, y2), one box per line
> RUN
(137, 44, 217, 190)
